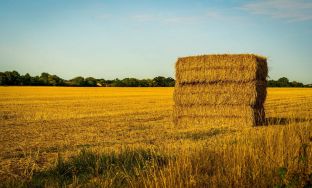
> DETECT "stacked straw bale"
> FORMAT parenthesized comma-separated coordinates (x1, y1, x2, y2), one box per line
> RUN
(173, 54, 268, 126)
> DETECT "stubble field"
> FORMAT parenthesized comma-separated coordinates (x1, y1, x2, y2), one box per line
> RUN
(0, 87, 311, 187)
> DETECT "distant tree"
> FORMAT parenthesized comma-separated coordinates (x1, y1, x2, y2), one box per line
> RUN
(122, 78, 140, 87)
(4, 71, 21, 85)
(48, 75, 64, 86)
(278, 77, 289, 83)
(165, 77, 175, 87)
(0, 72, 8, 85)
(103, 79, 115, 87)
(111, 78, 125, 87)
(96, 79, 106, 86)
(30, 76, 41, 85)
(290, 81, 304, 87)
(70, 76, 85, 86)
(277, 77, 290, 87)
(267, 77, 306, 87)
(21, 73, 32, 85)
(85, 77, 97, 86)
(139, 79, 153, 87)
(39, 72, 50, 85)
(267, 80, 277, 87)
(153, 76, 167, 87)
(152, 76, 175, 87)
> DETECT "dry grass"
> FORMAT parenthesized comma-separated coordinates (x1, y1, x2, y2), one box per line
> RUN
(0, 87, 311, 187)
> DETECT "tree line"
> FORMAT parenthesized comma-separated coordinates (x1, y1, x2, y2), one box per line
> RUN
(0, 70, 310, 87)
(0, 71, 175, 87)
(267, 77, 311, 87)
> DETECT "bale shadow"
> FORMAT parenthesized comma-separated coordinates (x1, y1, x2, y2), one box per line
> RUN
(263, 117, 311, 126)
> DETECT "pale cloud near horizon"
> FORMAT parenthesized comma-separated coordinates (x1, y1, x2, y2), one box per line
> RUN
(241, 0, 312, 22)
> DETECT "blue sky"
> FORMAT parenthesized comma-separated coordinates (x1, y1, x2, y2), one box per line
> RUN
(0, 0, 311, 83)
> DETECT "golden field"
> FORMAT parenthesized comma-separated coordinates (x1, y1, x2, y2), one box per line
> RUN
(0, 87, 311, 187)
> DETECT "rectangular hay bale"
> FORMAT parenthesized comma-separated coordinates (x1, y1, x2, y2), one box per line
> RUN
(173, 54, 268, 127)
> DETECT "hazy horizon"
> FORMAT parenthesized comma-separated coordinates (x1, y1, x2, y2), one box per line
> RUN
(1, 0, 312, 83)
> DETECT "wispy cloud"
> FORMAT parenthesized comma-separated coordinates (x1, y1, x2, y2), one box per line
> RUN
(131, 13, 201, 24)
(94, 13, 111, 20)
(132, 14, 159, 22)
(131, 9, 242, 24)
(241, 0, 312, 22)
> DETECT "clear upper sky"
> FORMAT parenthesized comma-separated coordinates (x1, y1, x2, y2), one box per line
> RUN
(0, 0, 311, 83)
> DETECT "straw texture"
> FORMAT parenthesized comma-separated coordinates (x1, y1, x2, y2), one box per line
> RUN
(173, 54, 268, 127)
(173, 105, 264, 118)
(174, 81, 266, 106)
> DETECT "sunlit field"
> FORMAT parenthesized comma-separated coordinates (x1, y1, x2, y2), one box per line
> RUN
(0, 87, 311, 187)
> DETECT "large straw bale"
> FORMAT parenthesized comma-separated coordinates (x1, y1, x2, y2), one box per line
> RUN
(173, 54, 268, 127)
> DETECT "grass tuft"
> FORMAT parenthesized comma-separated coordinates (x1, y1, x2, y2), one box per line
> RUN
(29, 148, 169, 187)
